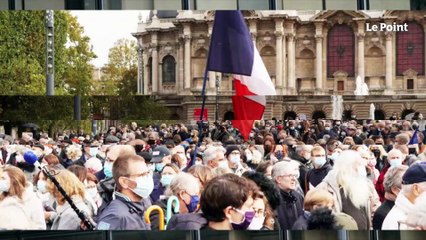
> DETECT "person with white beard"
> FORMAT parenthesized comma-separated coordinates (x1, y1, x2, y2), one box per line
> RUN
(316, 150, 380, 230)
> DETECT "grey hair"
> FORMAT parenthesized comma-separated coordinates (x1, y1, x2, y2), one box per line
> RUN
(164, 172, 200, 197)
(384, 165, 408, 193)
(202, 146, 225, 165)
(272, 160, 300, 180)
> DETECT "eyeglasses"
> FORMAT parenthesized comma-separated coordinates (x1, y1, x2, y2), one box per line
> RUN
(281, 173, 300, 179)
(252, 208, 265, 217)
(126, 170, 152, 178)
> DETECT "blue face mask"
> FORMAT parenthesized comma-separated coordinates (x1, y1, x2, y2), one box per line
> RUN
(155, 163, 164, 172)
(275, 151, 284, 160)
(103, 161, 113, 178)
(160, 174, 174, 187)
(186, 195, 200, 213)
(37, 180, 47, 193)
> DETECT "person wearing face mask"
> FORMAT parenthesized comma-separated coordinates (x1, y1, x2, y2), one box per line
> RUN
(372, 165, 408, 230)
(149, 146, 172, 203)
(305, 146, 332, 193)
(225, 145, 246, 176)
(289, 144, 313, 194)
(97, 145, 136, 208)
(200, 174, 257, 230)
(97, 155, 153, 230)
(84, 173, 102, 218)
(375, 149, 404, 202)
(149, 172, 200, 230)
(317, 150, 381, 230)
(383, 162, 426, 230)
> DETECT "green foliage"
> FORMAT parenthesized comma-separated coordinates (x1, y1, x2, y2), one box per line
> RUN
(0, 11, 96, 95)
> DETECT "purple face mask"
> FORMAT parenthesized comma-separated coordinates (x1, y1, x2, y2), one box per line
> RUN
(230, 209, 256, 230)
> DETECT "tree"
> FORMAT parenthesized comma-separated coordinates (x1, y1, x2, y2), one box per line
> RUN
(0, 11, 96, 136)
(97, 38, 137, 95)
(0, 11, 96, 95)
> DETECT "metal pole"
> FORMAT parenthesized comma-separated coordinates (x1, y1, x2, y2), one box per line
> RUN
(337, 230, 348, 240)
(46, 10, 54, 96)
(74, 95, 81, 121)
(215, 76, 219, 122)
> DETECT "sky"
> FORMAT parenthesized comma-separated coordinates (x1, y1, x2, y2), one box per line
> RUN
(70, 11, 150, 68)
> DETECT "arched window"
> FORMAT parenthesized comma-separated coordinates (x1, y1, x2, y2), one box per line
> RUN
(397, 22, 424, 75)
(374, 110, 386, 120)
(327, 24, 355, 77)
(312, 110, 326, 120)
(147, 57, 152, 85)
(162, 55, 176, 83)
(284, 111, 297, 120)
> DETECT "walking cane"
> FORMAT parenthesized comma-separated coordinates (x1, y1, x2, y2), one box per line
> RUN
(166, 196, 180, 228)
(144, 205, 165, 230)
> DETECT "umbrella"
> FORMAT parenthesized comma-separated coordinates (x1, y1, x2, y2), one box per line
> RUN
(21, 123, 39, 129)
(144, 205, 165, 230)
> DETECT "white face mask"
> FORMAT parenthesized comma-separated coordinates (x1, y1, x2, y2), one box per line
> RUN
(218, 160, 229, 169)
(130, 175, 154, 199)
(0, 178, 10, 194)
(247, 216, 265, 230)
(86, 187, 98, 199)
(178, 153, 187, 161)
(246, 152, 253, 161)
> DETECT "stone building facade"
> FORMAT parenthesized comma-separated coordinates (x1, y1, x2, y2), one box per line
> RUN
(133, 10, 426, 121)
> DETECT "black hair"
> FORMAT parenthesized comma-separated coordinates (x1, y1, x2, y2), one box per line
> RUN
(242, 171, 281, 210)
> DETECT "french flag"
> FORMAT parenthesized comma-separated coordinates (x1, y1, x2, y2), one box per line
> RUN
(206, 11, 276, 140)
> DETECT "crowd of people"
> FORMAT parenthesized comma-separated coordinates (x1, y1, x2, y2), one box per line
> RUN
(0, 118, 426, 230)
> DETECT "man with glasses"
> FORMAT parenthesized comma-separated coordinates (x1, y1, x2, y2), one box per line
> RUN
(272, 160, 304, 229)
(97, 155, 153, 230)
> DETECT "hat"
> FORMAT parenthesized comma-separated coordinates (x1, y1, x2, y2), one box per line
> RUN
(137, 151, 152, 163)
(402, 162, 426, 185)
(62, 138, 73, 145)
(225, 145, 240, 157)
(105, 135, 120, 144)
(33, 143, 45, 151)
(150, 146, 171, 163)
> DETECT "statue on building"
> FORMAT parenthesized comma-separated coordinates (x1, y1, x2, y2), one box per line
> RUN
(354, 76, 369, 96)
(331, 95, 343, 120)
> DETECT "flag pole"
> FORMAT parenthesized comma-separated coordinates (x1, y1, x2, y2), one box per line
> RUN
(186, 26, 215, 170)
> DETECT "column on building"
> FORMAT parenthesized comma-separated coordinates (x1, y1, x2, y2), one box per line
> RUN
(151, 33, 159, 94)
(357, 20, 365, 81)
(286, 33, 296, 94)
(207, 21, 215, 92)
(183, 23, 192, 91)
(314, 21, 324, 94)
(142, 50, 149, 95)
(178, 38, 184, 92)
(385, 31, 394, 94)
(158, 61, 163, 94)
(275, 19, 284, 94)
(249, 19, 257, 48)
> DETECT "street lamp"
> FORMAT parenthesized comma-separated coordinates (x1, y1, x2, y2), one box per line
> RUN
(215, 75, 220, 122)
(45, 10, 54, 96)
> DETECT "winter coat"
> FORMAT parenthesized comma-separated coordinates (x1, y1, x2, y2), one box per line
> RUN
(382, 194, 414, 230)
(50, 195, 90, 230)
(316, 170, 380, 229)
(0, 196, 30, 230)
(22, 184, 46, 230)
(276, 189, 304, 230)
(166, 213, 208, 230)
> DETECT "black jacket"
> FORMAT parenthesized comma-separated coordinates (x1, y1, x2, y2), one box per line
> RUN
(305, 162, 332, 192)
(276, 190, 304, 230)
(166, 213, 208, 230)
